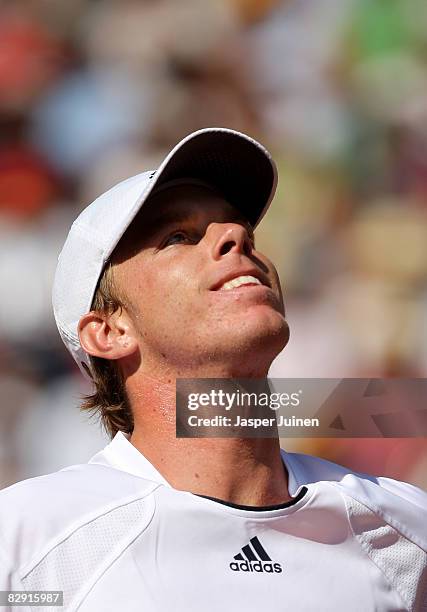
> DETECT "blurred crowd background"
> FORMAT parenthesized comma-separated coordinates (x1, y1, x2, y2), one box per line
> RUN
(1, 0, 427, 491)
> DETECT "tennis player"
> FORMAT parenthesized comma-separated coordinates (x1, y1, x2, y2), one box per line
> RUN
(0, 128, 426, 611)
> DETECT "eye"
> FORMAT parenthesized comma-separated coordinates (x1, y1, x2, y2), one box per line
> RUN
(162, 230, 194, 247)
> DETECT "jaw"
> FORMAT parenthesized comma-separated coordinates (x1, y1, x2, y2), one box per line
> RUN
(178, 308, 290, 378)
(124, 291, 289, 380)
(131, 321, 289, 381)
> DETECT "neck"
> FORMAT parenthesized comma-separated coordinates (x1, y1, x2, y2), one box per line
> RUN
(127, 374, 291, 506)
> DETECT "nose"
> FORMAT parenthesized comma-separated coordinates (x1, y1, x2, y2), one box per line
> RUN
(207, 223, 253, 260)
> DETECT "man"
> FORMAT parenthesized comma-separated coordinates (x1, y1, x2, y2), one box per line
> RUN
(0, 128, 426, 611)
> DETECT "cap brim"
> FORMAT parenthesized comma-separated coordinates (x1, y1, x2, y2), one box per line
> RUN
(147, 127, 277, 228)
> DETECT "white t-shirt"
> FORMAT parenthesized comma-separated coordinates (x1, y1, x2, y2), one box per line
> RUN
(1, 432, 426, 612)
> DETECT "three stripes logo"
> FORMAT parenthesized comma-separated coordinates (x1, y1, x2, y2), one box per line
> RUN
(230, 536, 282, 574)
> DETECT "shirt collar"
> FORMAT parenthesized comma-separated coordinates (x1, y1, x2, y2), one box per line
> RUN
(89, 431, 170, 486)
(90, 431, 303, 497)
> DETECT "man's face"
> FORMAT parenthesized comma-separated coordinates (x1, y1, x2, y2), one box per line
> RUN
(112, 184, 289, 377)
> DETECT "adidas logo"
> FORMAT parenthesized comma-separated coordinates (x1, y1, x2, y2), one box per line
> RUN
(229, 536, 282, 574)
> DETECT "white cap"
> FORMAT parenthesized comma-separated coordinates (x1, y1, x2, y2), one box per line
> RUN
(52, 127, 278, 378)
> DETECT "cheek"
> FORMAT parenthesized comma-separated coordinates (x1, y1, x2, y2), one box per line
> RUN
(128, 260, 198, 321)
(273, 275, 285, 315)
(272, 267, 284, 303)
(256, 254, 284, 301)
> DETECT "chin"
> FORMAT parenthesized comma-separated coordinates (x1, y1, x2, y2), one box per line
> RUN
(222, 315, 290, 374)
(244, 308, 289, 345)
(251, 322, 290, 359)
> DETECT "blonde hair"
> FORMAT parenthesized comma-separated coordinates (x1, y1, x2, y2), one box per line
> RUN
(80, 263, 134, 438)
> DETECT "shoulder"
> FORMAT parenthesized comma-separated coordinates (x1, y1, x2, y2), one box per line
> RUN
(283, 450, 427, 552)
(0, 463, 159, 579)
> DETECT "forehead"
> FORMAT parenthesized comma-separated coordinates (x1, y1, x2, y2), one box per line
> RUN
(113, 184, 251, 259)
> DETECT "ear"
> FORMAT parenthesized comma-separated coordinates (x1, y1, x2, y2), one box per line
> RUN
(78, 308, 138, 361)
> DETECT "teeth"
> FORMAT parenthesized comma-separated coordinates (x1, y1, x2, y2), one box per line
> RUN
(220, 275, 262, 290)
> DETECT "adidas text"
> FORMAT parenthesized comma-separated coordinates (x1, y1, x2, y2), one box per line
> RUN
(229, 560, 282, 573)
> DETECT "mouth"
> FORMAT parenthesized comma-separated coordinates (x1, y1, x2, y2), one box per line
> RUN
(211, 271, 271, 292)
(218, 275, 263, 291)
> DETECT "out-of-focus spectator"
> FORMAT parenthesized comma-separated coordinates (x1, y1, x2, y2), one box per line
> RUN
(0, 145, 59, 218)
(0, 8, 66, 112)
